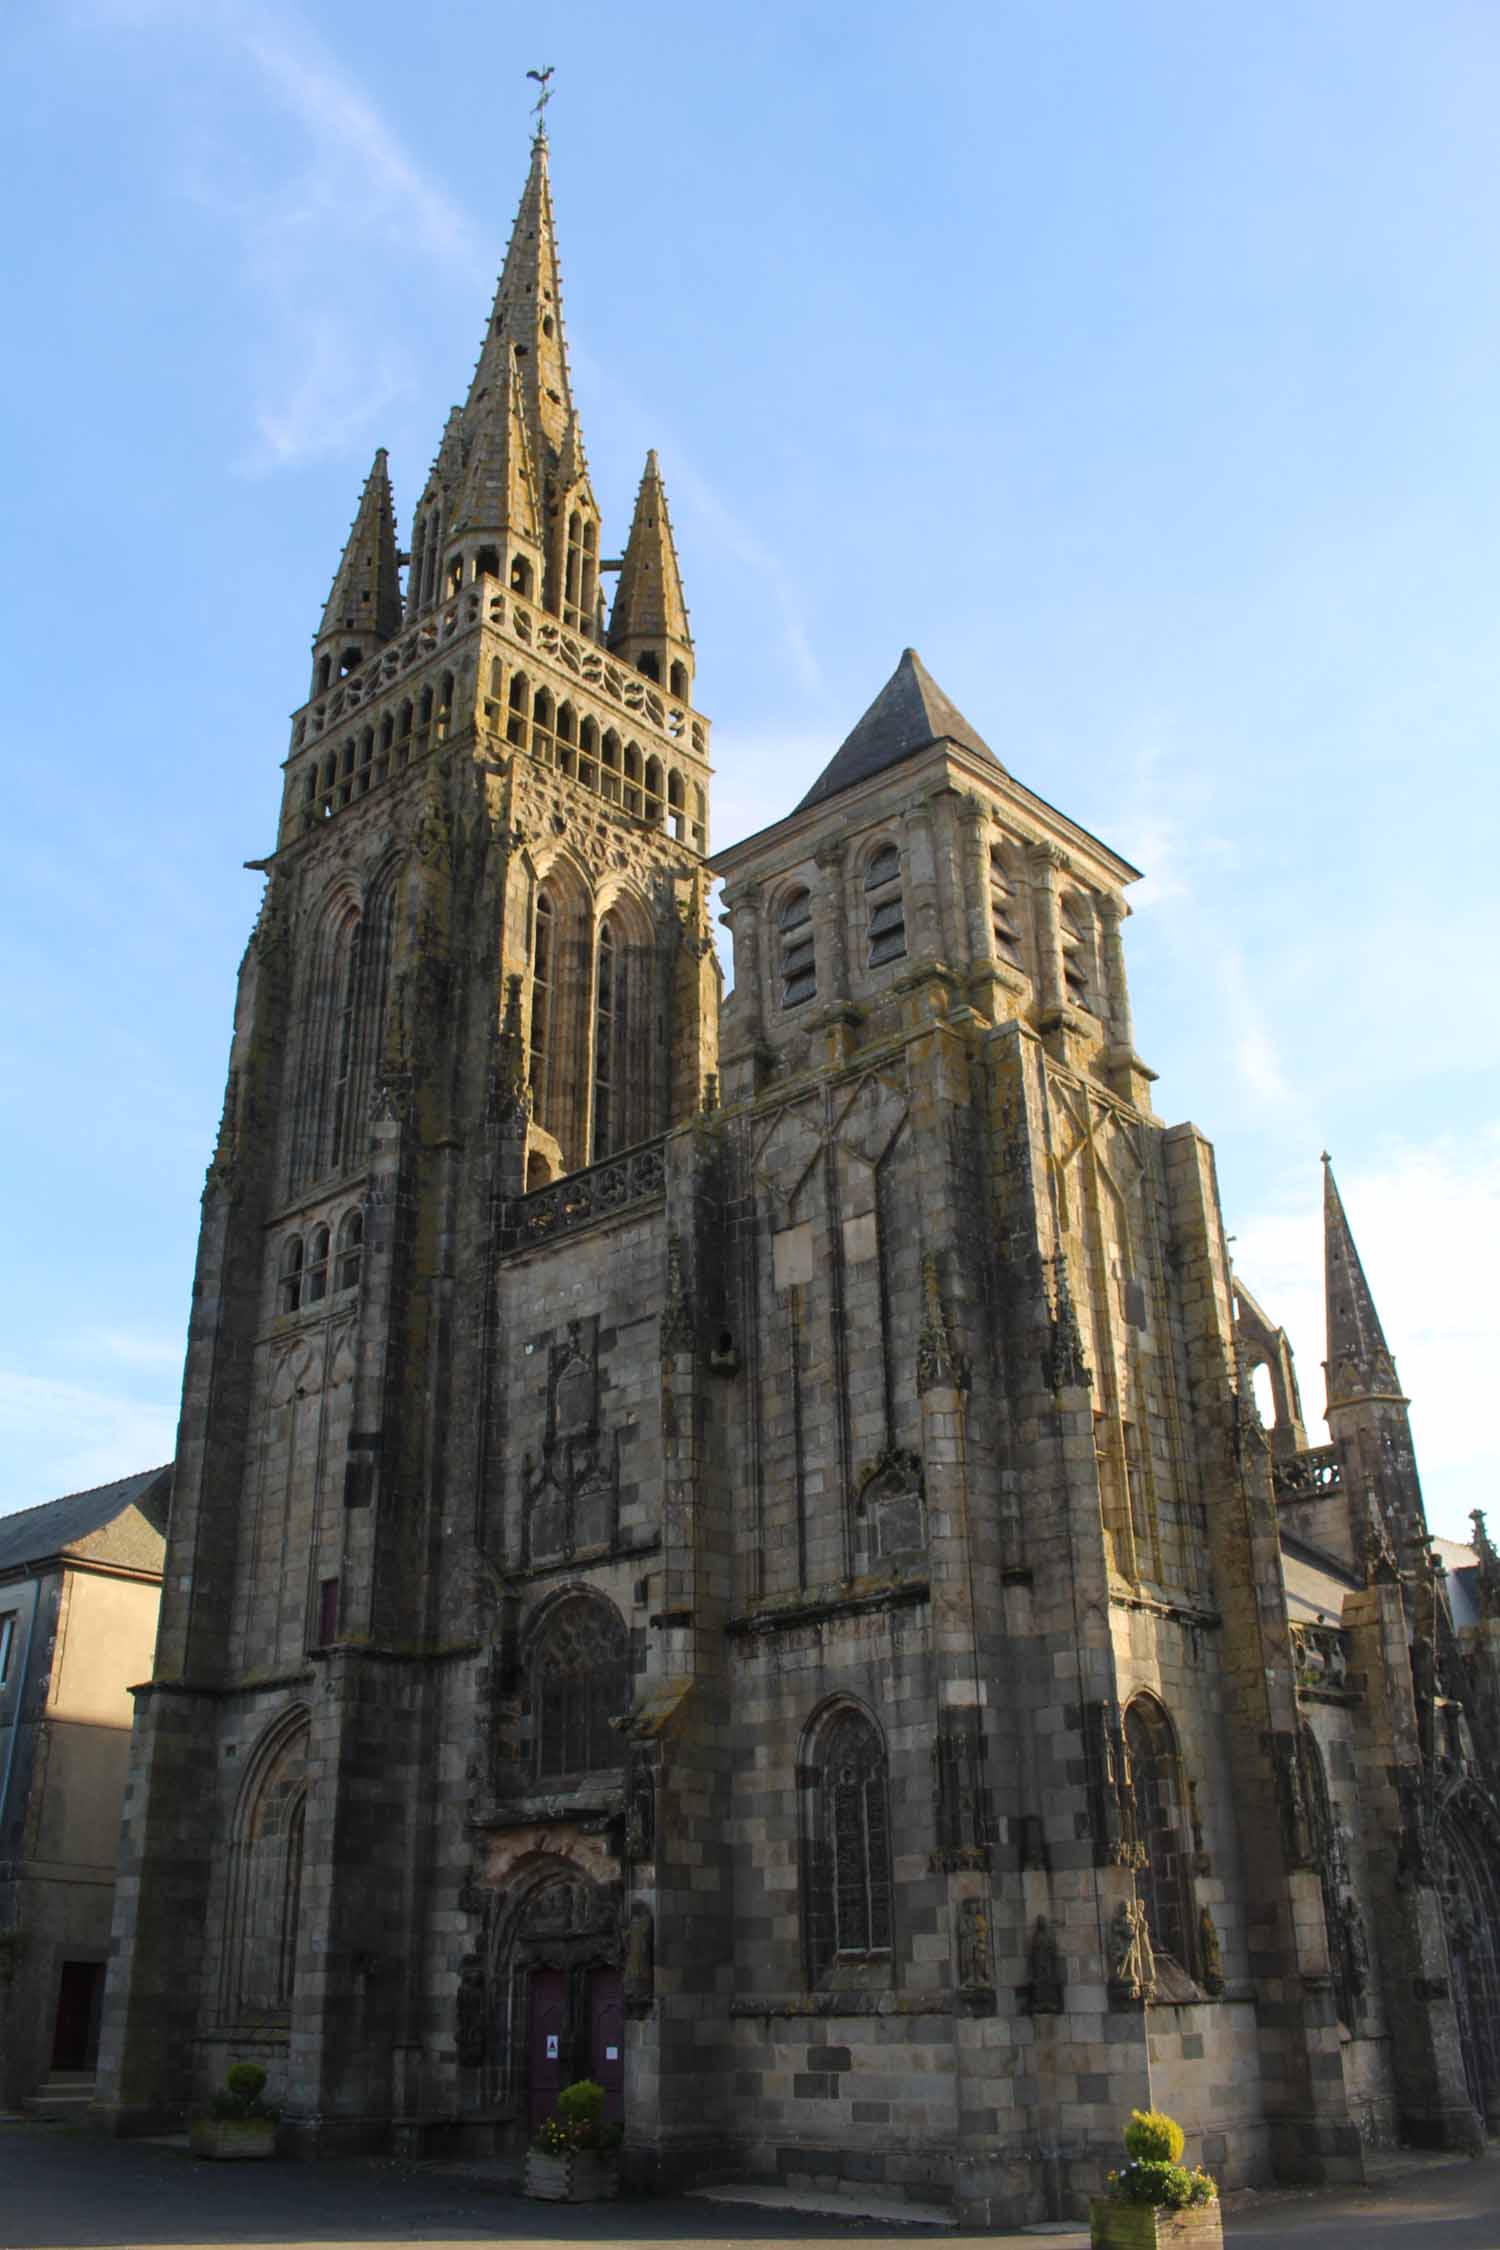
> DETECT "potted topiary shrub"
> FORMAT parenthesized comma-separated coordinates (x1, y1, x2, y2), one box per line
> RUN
(190, 2061, 279, 2161)
(1090, 2109, 1221, 2248)
(522, 2078, 622, 2202)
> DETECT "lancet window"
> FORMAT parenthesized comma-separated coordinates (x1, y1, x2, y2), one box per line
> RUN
(592, 915, 622, 1161)
(865, 842, 906, 967)
(288, 879, 396, 1194)
(222, 1714, 308, 2025)
(1124, 1694, 1196, 1977)
(802, 1703, 893, 1982)
(779, 887, 816, 1009)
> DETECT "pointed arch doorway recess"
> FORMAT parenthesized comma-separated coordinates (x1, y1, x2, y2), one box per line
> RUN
(496, 1861, 626, 2132)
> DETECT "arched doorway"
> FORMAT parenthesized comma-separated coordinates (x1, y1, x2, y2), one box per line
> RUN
(490, 1861, 625, 2132)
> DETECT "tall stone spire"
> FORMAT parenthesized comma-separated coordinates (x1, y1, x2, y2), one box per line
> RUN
(450, 347, 542, 550)
(1322, 1154, 1402, 1406)
(464, 129, 576, 489)
(607, 451, 693, 692)
(314, 449, 402, 674)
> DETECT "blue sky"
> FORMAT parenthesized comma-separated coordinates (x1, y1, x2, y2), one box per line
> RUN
(2, 1, 1496, 1539)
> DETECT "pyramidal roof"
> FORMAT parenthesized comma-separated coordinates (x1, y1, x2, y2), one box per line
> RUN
(795, 648, 1005, 813)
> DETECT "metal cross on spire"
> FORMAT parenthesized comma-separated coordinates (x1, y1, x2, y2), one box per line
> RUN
(526, 66, 555, 134)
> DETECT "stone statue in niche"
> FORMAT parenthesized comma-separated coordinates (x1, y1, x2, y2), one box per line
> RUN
(623, 1903, 654, 2008)
(625, 1754, 656, 1864)
(455, 1953, 486, 2066)
(1197, 1905, 1225, 1998)
(930, 1710, 994, 1872)
(1024, 1916, 1065, 2014)
(956, 1896, 994, 1990)
(1108, 1897, 1156, 2006)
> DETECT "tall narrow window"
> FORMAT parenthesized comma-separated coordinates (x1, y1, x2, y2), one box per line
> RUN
(335, 1208, 363, 1292)
(1124, 1695, 1195, 1976)
(225, 1715, 309, 2024)
(304, 1225, 330, 1306)
(0, 1613, 17, 1687)
(531, 1595, 629, 1780)
(327, 921, 362, 1174)
(592, 915, 621, 1160)
(779, 887, 816, 1008)
(803, 1703, 893, 1983)
(530, 891, 554, 1119)
(1061, 894, 1097, 1012)
(507, 672, 529, 749)
(865, 843, 906, 966)
(277, 1235, 305, 1316)
(989, 843, 1025, 967)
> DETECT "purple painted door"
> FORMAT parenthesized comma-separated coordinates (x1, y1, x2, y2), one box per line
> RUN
(527, 1966, 567, 2128)
(589, 1966, 625, 2123)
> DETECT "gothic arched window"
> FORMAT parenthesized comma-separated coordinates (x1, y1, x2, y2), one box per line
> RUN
(277, 1234, 305, 1316)
(865, 842, 906, 967)
(802, 1703, 893, 1983)
(531, 1595, 629, 1781)
(530, 890, 555, 1127)
(1124, 1694, 1195, 1977)
(779, 886, 816, 1009)
(223, 1713, 308, 2024)
(335, 1208, 364, 1293)
(592, 915, 621, 1161)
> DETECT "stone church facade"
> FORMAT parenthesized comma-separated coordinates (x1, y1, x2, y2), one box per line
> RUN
(95, 125, 1500, 2224)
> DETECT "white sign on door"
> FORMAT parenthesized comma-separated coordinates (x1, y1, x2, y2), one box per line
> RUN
(545, 2034, 559, 2059)
(605, 2045, 619, 2061)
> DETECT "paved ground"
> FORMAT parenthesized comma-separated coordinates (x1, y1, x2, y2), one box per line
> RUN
(0, 2122, 1494, 2250)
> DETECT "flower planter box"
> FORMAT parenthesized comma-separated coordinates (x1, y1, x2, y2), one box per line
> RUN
(190, 2117, 277, 2161)
(1090, 2201, 1222, 2250)
(523, 2148, 620, 2202)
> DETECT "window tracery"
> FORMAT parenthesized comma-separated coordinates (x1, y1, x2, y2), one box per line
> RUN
(1124, 1694, 1196, 1978)
(802, 1703, 893, 1982)
(531, 1595, 629, 1781)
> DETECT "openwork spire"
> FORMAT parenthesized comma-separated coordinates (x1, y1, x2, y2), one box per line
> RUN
(1322, 1155, 1402, 1406)
(316, 448, 402, 651)
(450, 347, 541, 543)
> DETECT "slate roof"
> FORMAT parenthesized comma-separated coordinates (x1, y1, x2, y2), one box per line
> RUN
(794, 647, 1007, 813)
(0, 1466, 171, 1577)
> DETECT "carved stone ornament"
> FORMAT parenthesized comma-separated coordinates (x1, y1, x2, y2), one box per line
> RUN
(370, 1072, 414, 1126)
(1471, 1509, 1500, 1617)
(623, 1902, 654, 2009)
(956, 1895, 994, 1991)
(1270, 1730, 1317, 1871)
(625, 1753, 656, 1865)
(1023, 1915, 1065, 2014)
(455, 1953, 487, 2067)
(489, 973, 531, 1128)
(1197, 1905, 1225, 1998)
(1042, 1254, 1092, 1393)
(660, 1231, 695, 1356)
(1394, 1766, 1436, 1891)
(916, 1253, 969, 1395)
(930, 1710, 993, 1871)
(1108, 1896, 1157, 2007)
(1084, 1701, 1141, 1870)
(1363, 1491, 1400, 1585)
(1339, 1893, 1370, 2007)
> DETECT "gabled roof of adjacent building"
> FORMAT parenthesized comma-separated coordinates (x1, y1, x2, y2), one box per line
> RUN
(794, 647, 1007, 813)
(0, 1466, 171, 1579)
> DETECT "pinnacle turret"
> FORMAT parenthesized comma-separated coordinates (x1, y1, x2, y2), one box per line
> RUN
(312, 449, 401, 690)
(607, 450, 693, 695)
(1322, 1155, 1403, 1407)
(450, 347, 542, 549)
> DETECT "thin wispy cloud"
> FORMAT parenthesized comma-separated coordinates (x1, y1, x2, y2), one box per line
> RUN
(80, 0, 489, 471)
(0, 1369, 177, 1510)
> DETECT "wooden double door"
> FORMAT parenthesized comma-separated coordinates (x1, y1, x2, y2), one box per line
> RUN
(526, 1962, 624, 2129)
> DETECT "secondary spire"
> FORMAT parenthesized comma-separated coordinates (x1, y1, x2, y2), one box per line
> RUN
(312, 448, 401, 687)
(1322, 1154, 1402, 1406)
(608, 450, 693, 694)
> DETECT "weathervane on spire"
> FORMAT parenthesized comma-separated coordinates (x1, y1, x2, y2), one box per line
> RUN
(526, 66, 555, 135)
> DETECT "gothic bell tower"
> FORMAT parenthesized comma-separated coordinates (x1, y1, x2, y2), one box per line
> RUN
(96, 118, 718, 2145)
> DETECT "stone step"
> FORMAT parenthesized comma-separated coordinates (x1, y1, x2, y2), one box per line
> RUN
(25, 2075, 96, 2122)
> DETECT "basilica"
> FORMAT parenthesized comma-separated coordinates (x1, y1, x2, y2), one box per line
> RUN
(95, 121, 1500, 2224)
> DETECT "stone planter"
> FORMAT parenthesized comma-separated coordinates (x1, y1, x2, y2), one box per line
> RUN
(190, 2117, 277, 2161)
(523, 2148, 620, 2202)
(1089, 2201, 1222, 2250)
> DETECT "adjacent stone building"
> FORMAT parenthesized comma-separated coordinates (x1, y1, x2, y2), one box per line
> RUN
(95, 122, 1500, 2222)
(0, 1469, 168, 2116)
